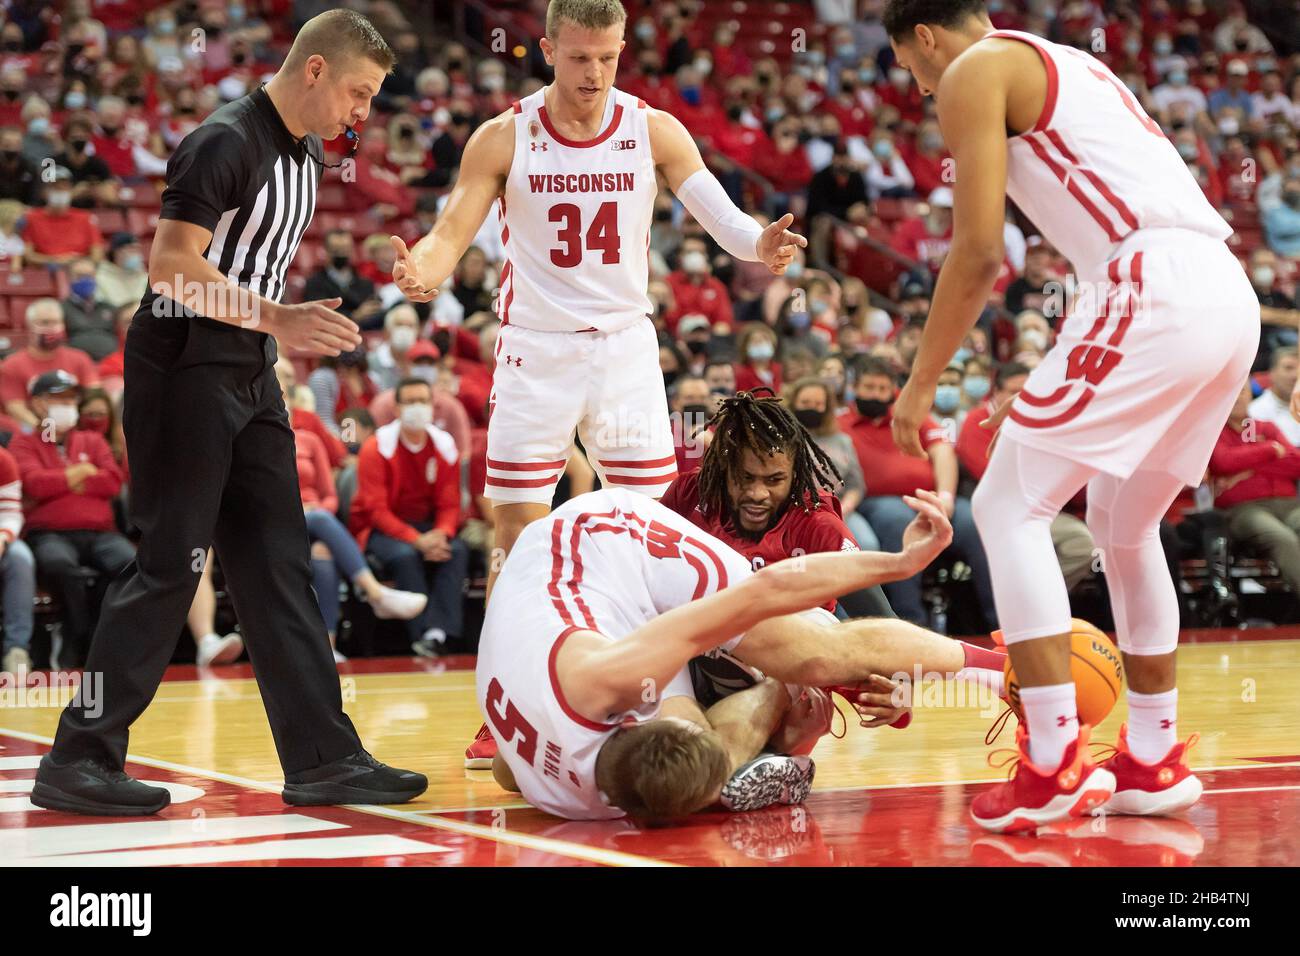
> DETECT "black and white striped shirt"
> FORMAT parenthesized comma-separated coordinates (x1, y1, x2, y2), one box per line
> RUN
(149, 85, 322, 309)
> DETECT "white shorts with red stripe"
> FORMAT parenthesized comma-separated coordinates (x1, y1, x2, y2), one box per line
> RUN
(486, 318, 677, 505)
(1000, 228, 1260, 486)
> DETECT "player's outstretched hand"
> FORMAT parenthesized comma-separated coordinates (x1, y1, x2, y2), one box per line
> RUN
(272, 297, 360, 356)
(756, 213, 808, 275)
(899, 488, 953, 574)
(839, 674, 912, 729)
(391, 235, 440, 303)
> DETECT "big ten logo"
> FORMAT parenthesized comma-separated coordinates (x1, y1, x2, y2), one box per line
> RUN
(340, 677, 356, 704)
(790, 805, 806, 833)
(491, 808, 507, 831)
(940, 157, 957, 184)
(191, 808, 207, 834)
(1241, 676, 1256, 703)
(1090, 28, 1107, 54)
(641, 677, 657, 704)
(790, 27, 806, 53)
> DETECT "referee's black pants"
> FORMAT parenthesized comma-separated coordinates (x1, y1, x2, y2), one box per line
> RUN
(50, 309, 362, 774)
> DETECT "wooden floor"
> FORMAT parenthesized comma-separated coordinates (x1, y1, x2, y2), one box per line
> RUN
(2, 630, 1298, 866)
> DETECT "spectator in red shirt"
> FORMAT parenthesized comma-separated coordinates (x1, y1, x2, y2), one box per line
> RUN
(901, 120, 950, 198)
(892, 187, 954, 274)
(307, 346, 379, 436)
(1, 298, 101, 427)
(21, 167, 105, 266)
(753, 118, 813, 219)
(734, 323, 783, 395)
(670, 374, 714, 475)
(0, 442, 35, 675)
(665, 237, 735, 335)
(847, 357, 996, 628)
(9, 370, 132, 668)
(350, 377, 468, 657)
(1210, 380, 1300, 595)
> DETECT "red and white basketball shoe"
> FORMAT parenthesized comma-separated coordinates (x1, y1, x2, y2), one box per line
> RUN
(970, 724, 1116, 833)
(1093, 725, 1202, 816)
(464, 723, 498, 770)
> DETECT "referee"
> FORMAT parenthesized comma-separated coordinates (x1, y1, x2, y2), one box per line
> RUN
(32, 11, 427, 814)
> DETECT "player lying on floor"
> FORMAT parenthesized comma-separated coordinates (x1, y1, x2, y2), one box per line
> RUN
(475, 486, 1007, 821)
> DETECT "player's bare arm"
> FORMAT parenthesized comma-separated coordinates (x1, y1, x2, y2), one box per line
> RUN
(892, 44, 1019, 457)
(391, 110, 514, 302)
(556, 490, 953, 720)
(648, 107, 807, 276)
(151, 219, 360, 356)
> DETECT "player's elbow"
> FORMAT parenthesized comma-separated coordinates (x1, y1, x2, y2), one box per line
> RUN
(950, 240, 1004, 282)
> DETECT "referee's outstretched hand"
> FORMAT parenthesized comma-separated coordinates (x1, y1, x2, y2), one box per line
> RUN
(273, 297, 361, 356)
(391, 235, 440, 303)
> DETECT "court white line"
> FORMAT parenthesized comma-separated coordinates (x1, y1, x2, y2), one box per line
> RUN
(1201, 785, 1300, 795)
(0, 727, 672, 868)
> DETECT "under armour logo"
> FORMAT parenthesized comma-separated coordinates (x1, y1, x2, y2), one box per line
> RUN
(530, 141, 549, 152)
(1056, 714, 1078, 728)
(1160, 718, 1176, 729)
(505, 355, 523, 367)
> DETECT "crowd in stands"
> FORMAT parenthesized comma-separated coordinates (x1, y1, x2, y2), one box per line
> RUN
(0, 0, 1298, 675)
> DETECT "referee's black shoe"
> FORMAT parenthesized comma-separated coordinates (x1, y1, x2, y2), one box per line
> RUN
(31, 755, 172, 816)
(282, 750, 428, 806)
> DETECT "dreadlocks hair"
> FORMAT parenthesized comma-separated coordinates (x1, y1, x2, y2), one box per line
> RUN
(695, 387, 844, 527)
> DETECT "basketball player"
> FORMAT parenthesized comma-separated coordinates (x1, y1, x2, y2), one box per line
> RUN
(883, 1, 1259, 831)
(391, 0, 804, 767)
(477, 486, 1011, 820)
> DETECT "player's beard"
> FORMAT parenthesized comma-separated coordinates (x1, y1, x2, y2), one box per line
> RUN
(729, 502, 783, 542)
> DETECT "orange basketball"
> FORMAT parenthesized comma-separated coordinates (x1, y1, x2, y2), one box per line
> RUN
(1003, 619, 1123, 727)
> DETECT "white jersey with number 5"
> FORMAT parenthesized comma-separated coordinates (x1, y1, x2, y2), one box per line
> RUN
(496, 86, 656, 334)
(985, 30, 1231, 273)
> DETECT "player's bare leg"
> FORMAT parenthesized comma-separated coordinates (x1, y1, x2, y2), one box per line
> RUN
(491, 751, 520, 793)
(486, 501, 552, 602)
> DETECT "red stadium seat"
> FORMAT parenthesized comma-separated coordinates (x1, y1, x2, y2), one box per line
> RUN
(3, 269, 58, 296)
(127, 208, 161, 237)
(316, 184, 348, 212)
(93, 209, 129, 235)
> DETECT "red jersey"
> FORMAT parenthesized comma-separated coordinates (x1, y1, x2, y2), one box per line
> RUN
(1209, 420, 1300, 509)
(21, 207, 105, 258)
(0, 347, 100, 406)
(659, 469, 858, 611)
(349, 420, 461, 548)
(845, 407, 946, 498)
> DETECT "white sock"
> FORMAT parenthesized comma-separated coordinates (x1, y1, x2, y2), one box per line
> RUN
(199, 632, 220, 646)
(955, 666, 1005, 699)
(423, 627, 447, 645)
(1019, 682, 1078, 769)
(1126, 688, 1178, 763)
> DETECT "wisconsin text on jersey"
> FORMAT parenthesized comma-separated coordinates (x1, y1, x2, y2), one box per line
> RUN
(527, 172, 638, 194)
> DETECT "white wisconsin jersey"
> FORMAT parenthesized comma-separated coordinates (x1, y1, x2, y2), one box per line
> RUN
(475, 489, 752, 819)
(496, 86, 656, 333)
(985, 30, 1231, 272)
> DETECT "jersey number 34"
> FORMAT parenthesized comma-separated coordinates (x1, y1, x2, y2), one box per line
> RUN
(549, 201, 622, 268)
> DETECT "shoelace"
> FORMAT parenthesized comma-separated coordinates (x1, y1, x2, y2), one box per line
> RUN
(828, 695, 847, 740)
(1088, 732, 1200, 765)
(986, 744, 1024, 781)
(984, 706, 1015, 746)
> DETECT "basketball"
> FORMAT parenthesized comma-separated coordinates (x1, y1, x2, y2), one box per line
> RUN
(1003, 620, 1124, 727)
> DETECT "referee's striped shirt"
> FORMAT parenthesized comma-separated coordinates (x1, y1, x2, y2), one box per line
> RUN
(146, 85, 324, 312)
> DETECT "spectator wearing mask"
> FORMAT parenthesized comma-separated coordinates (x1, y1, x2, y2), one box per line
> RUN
(787, 376, 876, 549)
(931, 364, 965, 433)
(1248, 347, 1300, 446)
(1013, 309, 1053, 364)
(0, 126, 39, 205)
(368, 304, 421, 393)
(9, 371, 132, 668)
(1251, 70, 1291, 124)
(670, 374, 714, 474)
(21, 102, 56, 168)
(1210, 381, 1300, 598)
(676, 315, 713, 376)
(864, 129, 915, 200)
(303, 229, 383, 329)
(666, 237, 735, 335)
(901, 120, 950, 198)
(1263, 176, 1300, 258)
(957, 361, 1097, 593)
(806, 140, 869, 224)
(846, 357, 997, 628)
(753, 118, 813, 219)
(308, 347, 378, 436)
(51, 119, 115, 209)
(63, 257, 118, 361)
(21, 168, 105, 266)
(266, 363, 429, 664)
(961, 354, 994, 412)
(1207, 60, 1254, 123)
(76, 387, 126, 471)
(426, 106, 477, 188)
(1151, 66, 1208, 118)
(891, 187, 954, 273)
(734, 323, 782, 395)
(1, 298, 100, 427)
(704, 359, 736, 400)
(368, 341, 471, 457)
(350, 377, 469, 658)
(94, 233, 148, 311)
(451, 245, 494, 317)
(0, 442, 36, 676)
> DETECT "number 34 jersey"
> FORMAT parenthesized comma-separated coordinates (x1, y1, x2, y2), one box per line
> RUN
(496, 86, 656, 334)
(475, 489, 753, 819)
